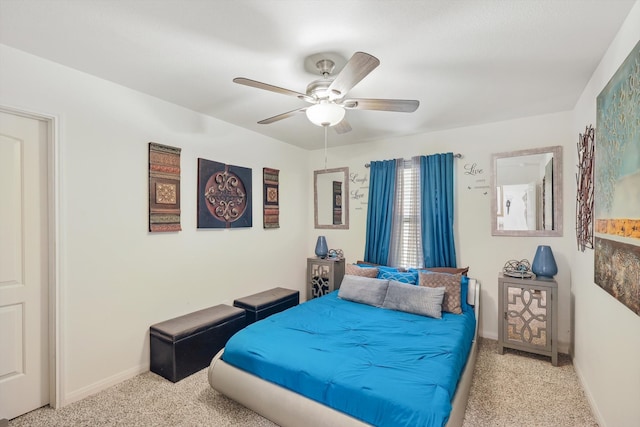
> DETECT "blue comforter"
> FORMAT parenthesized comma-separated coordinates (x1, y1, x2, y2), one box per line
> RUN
(223, 291, 476, 427)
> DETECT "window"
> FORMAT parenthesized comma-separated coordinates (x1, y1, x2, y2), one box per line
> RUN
(365, 153, 455, 268)
(389, 158, 423, 269)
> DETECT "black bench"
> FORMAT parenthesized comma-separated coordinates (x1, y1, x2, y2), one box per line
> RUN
(150, 304, 245, 382)
(233, 287, 299, 324)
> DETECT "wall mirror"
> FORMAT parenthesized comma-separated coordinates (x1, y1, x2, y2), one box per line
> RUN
(314, 167, 349, 229)
(491, 146, 563, 236)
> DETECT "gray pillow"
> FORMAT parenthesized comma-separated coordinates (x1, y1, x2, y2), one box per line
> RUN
(382, 280, 446, 318)
(338, 275, 390, 307)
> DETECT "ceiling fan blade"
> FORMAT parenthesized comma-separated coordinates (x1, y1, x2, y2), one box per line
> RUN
(327, 52, 380, 97)
(233, 77, 314, 102)
(333, 118, 352, 134)
(342, 98, 419, 112)
(257, 107, 307, 124)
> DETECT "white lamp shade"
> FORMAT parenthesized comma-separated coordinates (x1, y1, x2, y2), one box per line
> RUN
(306, 103, 345, 127)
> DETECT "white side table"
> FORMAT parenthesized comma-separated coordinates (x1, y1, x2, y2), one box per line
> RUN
(306, 258, 345, 300)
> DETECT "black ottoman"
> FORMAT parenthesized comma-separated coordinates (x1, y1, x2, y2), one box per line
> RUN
(233, 287, 299, 324)
(150, 304, 245, 382)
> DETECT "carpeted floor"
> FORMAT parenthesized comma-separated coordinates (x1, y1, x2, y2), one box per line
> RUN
(8, 338, 597, 426)
(463, 339, 597, 427)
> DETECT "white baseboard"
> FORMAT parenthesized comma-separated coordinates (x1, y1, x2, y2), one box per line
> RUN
(480, 331, 498, 341)
(62, 363, 149, 407)
(572, 357, 606, 427)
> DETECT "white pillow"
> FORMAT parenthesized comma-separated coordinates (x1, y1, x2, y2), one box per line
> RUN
(338, 275, 390, 307)
(382, 280, 446, 318)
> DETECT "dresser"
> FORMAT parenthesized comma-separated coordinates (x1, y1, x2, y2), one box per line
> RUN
(498, 273, 558, 366)
(306, 258, 345, 300)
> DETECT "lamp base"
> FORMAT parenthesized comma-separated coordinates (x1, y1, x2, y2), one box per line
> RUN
(314, 236, 328, 258)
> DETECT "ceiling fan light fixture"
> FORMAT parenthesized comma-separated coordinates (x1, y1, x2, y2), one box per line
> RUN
(306, 102, 345, 127)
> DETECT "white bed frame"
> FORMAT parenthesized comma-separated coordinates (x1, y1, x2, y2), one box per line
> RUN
(209, 279, 481, 427)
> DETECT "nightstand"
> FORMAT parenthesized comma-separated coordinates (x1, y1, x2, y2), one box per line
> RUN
(306, 258, 345, 300)
(498, 273, 558, 366)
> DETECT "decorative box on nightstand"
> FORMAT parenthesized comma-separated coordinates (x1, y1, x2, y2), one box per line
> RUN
(498, 273, 558, 366)
(306, 258, 345, 300)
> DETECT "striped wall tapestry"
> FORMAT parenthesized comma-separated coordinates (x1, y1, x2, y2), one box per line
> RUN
(148, 142, 181, 232)
(263, 168, 280, 229)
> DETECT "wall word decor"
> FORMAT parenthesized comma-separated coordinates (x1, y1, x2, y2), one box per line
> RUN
(462, 161, 489, 195)
(148, 142, 181, 232)
(349, 171, 369, 210)
(197, 158, 252, 229)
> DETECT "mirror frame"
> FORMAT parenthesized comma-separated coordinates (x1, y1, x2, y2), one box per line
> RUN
(491, 146, 563, 237)
(314, 167, 349, 230)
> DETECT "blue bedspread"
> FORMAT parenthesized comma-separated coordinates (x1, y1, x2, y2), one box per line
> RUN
(222, 291, 476, 427)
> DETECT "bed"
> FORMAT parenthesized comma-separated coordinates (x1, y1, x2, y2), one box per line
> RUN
(209, 276, 480, 427)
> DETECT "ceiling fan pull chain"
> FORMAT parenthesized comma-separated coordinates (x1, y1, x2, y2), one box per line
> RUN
(324, 125, 328, 171)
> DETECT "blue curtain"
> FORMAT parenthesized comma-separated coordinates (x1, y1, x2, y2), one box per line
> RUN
(364, 160, 396, 265)
(420, 153, 456, 267)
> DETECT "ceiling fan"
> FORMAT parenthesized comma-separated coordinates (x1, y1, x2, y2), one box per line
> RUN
(233, 52, 420, 134)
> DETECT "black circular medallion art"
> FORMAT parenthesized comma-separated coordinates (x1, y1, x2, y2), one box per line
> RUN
(204, 169, 247, 223)
(197, 159, 252, 229)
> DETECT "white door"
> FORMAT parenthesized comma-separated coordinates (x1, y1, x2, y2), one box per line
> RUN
(0, 111, 49, 419)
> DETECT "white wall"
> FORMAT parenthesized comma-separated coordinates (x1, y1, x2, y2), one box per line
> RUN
(570, 2, 640, 426)
(0, 45, 310, 406)
(311, 111, 575, 353)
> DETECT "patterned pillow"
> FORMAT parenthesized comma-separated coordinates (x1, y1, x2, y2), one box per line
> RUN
(378, 270, 419, 285)
(382, 281, 446, 318)
(417, 270, 472, 312)
(356, 262, 407, 272)
(377, 265, 399, 271)
(419, 272, 463, 314)
(346, 264, 379, 278)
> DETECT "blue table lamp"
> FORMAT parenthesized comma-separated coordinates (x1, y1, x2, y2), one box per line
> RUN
(532, 245, 558, 279)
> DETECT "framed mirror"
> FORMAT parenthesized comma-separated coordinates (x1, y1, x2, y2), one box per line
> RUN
(314, 167, 349, 229)
(491, 146, 562, 236)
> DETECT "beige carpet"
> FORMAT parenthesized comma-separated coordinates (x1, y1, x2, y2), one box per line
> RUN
(463, 339, 597, 427)
(9, 338, 597, 427)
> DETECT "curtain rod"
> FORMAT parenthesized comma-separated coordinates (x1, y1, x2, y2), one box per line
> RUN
(365, 153, 463, 168)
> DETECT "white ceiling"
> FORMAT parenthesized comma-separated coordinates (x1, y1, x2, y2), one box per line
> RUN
(0, 0, 635, 150)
